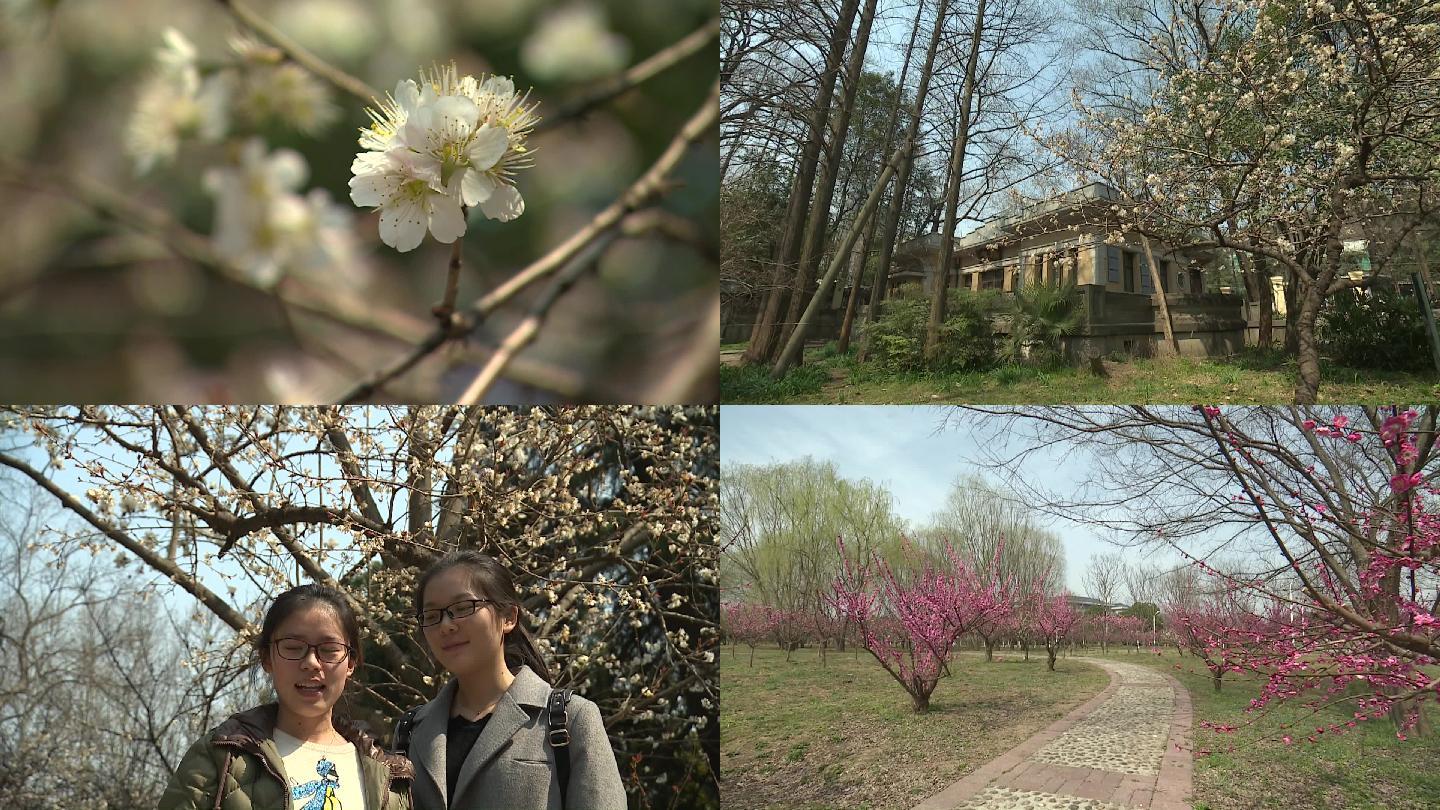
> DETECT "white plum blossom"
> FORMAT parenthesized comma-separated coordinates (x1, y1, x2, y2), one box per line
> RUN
(349, 148, 467, 252)
(204, 138, 365, 286)
(350, 64, 539, 251)
(521, 5, 630, 82)
(125, 28, 229, 174)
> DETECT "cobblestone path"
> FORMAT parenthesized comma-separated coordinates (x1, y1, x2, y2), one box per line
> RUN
(913, 658, 1192, 810)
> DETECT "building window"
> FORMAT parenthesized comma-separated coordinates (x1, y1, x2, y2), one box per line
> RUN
(1140, 254, 1153, 294)
(1160, 261, 1170, 293)
(1107, 246, 1120, 283)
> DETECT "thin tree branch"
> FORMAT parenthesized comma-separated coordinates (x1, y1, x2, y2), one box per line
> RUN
(537, 17, 720, 133)
(215, 0, 378, 102)
(455, 231, 621, 404)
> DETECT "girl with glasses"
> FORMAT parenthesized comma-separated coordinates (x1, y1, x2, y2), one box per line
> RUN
(400, 550, 625, 810)
(159, 584, 413, 810)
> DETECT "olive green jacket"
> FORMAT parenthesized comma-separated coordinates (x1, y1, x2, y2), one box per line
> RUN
(158, 704, 414, 810)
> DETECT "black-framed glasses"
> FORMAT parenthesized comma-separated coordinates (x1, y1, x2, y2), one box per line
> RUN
(272, 638, 352, 664)
(417, 598, 496, 628)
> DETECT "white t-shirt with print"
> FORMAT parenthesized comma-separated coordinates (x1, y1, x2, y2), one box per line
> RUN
(273, 728, 367, 810)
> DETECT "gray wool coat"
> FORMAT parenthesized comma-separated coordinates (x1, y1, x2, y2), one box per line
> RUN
(402, 666, 627, 810)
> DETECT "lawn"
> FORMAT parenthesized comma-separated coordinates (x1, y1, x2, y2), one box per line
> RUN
(720, 644, 1109, 810)
(719, 345, 1440, 404)
(1079, 648, 1440, 810)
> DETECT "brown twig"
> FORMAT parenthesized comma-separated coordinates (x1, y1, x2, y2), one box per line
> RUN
(0, 164, 430, 345)
(455, 231, 621, 405)
(434, 236, 465, 324)
(472, 78, 719, 318)
(536, 17, 719, 134)
(215, 0, 379, 102)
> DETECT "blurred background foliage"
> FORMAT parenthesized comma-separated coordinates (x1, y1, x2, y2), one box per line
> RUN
(0, 0, 718, 402)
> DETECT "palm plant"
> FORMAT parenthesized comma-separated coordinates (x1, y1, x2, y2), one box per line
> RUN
(1004, 280, 1085, 365)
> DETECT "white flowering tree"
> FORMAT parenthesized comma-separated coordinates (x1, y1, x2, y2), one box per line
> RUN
(0, 405, 719, 809)
(0, 480, 263, 809)
(1050, 0, 1440, 402)
(0, 1, 718, 403)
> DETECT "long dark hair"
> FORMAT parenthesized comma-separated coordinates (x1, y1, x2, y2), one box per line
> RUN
(257, 584, 364, 671)
(414, 551, 552, 683)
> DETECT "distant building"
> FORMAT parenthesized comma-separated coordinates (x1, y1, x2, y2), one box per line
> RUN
(888, 183, 1250, 358)
(1066, 595, 1125, 614)
(891, 183, 1212, 297)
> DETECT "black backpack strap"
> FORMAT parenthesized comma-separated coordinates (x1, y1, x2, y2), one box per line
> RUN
(393, 707, 420, 757)
(547, 688, 573, 808)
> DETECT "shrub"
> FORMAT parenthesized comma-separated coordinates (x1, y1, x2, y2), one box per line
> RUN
(861, 284, 999, 374)
(1318, 284, 1434, 372)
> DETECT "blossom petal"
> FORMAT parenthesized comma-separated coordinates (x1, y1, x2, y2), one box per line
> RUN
(268, 149, 309, 191)
(460, 167, 497, 207)
(466, 125, 508, 172)
(380, 196, 426, 252)
(427, 197, 467, 244)
(479, 183, 524, 222)
(351, 151, 391, 176)
(349, 173, 398, 208)
(401, 104, 434, 151)
(394, 79, 420, 112)
(480, 76, 514, 98)
(430, 95, 479, 141)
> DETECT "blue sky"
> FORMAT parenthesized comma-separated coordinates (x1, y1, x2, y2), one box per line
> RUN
(720, 405, 1184, 598)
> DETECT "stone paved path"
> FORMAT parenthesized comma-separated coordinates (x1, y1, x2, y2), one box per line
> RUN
(914, 658, 1193, 810)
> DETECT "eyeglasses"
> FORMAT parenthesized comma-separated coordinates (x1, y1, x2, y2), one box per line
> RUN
(417, 598, 496, 628)
(272, 638, 352, 664)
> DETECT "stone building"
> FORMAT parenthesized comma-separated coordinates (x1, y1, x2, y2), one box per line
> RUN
(889, 183, 1251, 358)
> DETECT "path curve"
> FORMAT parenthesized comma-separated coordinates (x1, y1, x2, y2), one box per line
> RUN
(914, 657, 1193, 810)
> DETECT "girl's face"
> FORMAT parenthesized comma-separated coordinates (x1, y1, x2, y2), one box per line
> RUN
(261, 604, 355, 722)
(421, 566, 516, 677)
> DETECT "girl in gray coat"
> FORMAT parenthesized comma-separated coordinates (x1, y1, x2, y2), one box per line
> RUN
(401, 551, 627, 810)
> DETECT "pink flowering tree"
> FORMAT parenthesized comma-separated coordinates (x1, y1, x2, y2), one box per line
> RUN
(829, 535, 1013, 712)
(1194, 407, 1440, 736)
(1104, 614, 1145, 653)
(723, 602, 774, 667)
(956, 405, 1440, 740)
(1164, 594, 1260, 692)
(1033, 593, 1082, 671)
(804, 606, 847, 667)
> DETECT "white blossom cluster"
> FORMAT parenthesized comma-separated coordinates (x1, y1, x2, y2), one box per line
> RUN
(123, 28, 356, 288)
(125, 28, 335, 175)
(349, 64, 539, 252)
(204, 138, 362, 287)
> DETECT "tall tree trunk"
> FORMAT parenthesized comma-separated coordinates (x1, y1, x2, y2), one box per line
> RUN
(923, 0, 987, 362)
(857, 0, 949, 362)
(1255, 254, 1274, 347)
(835, 224, 873, 352)
(1283, 269, 1301, 355)
(1140, 234, 1178, 355)
(773, 147, 906, 377)
(837, 0, 927, 354)
(742, 0, 862, 365)
(774, 0, 881, 360)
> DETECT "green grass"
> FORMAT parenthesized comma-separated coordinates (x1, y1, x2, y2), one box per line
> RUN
(719, 362, 829, 402)
(1083, 649, 1440, 810)
(724, 344, 1440, 403)
(721, 644, 1108, 810)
